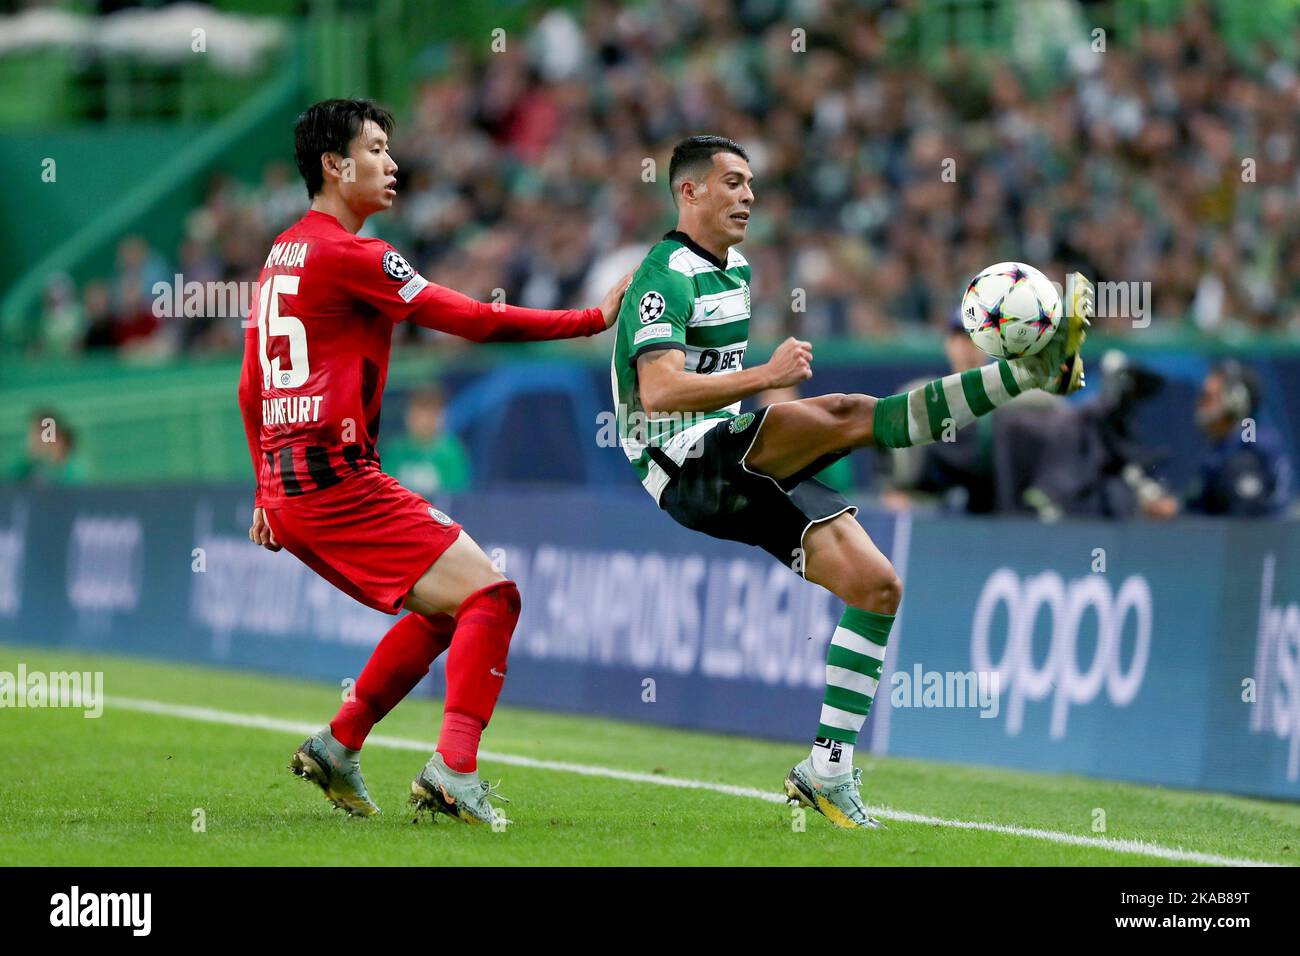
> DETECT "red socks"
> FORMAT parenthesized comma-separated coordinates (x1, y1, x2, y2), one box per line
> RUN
(330, 611, 454, 750)
(437, 580, 521, 773)
(329, 579, 522, 773)
(437, 712, 484, 773)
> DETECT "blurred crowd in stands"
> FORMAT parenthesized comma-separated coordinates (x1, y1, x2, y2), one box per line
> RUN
(16, 0, 1296, 516)
(30, 0, 1300, 358)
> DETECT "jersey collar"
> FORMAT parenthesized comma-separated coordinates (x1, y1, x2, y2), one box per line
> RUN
(304, 209, 344, 229)
(663, 230, 728, 270)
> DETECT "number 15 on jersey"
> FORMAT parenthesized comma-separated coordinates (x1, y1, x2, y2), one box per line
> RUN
(255, 274, 310, 390)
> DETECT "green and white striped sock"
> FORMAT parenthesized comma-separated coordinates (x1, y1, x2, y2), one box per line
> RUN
(871, 360, 1037, 448)
(812, 606, 893, 777)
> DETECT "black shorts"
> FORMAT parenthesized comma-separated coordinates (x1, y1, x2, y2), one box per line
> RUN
(654, 406, 857, 576)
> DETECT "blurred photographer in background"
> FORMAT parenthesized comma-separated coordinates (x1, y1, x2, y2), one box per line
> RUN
(1017, 351, 1168, 520)
(1143, 361, 1293, 519)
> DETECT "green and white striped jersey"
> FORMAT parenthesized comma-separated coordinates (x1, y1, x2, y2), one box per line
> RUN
(610, 230, 751, 501)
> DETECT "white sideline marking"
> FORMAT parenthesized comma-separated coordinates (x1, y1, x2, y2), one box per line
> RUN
(107, 696, 1283, 867)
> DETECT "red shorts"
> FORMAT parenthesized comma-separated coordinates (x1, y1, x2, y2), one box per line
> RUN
(264, 469, 463, 614)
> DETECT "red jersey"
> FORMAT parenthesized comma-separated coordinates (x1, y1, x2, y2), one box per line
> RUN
(238, 209, 605, 507)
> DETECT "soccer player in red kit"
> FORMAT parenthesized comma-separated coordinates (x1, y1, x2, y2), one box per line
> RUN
(238, 99, 629, 825)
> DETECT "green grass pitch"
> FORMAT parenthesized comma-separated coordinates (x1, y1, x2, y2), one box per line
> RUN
(2, 645, 1297, 866)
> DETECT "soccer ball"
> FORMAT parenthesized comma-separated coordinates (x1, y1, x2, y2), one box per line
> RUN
(960, 261, 1061, 359)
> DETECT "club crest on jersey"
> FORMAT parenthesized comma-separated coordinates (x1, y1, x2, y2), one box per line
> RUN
(382, 250, 415, 282)
(428, 507, 452, 525)
(638, 290, 666, 325)
(728, 412, 755, 434)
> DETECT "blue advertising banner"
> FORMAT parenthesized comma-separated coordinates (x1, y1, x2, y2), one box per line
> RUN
(0, 486, 895, 745)
(1205, 524, 1300, 797)
(0, 484, 1295, 801)
(876, 515, 1300, 801)
(878, 518, 1211, 786)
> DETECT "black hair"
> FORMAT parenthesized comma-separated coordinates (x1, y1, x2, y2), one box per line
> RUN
(1211, 359, 1260, 418)
(668, 135, 749, 205)
(293, 98, 395, 199)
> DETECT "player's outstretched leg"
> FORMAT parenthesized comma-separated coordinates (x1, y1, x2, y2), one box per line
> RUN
(404, 532, 520, 826)
(781, 513, 900, 829)
(743, 274, 1094, 481)
(290, 611, 454, 816)
(868, 271, 1092, 448)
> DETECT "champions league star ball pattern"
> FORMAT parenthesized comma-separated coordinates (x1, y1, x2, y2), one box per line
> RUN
(638, 290, 667, 324)
(960, 261, 1061, 359)
(382, 250, 415, 281)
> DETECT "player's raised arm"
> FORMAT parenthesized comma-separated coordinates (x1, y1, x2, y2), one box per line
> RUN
(334, 237, 630, 342)
(622, 258, 809, 414)
(637, 335, 811, 414)
(406, 272, 631, 342)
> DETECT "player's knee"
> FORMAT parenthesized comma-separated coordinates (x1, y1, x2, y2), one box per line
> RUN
(496, 578, 522, 617)
(455, 576, 521, 622)
(847, 560, 902, 615)
(879, 569, 904, 614)
(474, 567, 510, 604)
(817, 392, 852, 417)
(823, 393, 875, 444)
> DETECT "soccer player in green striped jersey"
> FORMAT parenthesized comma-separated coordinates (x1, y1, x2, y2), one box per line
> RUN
(611, 135, 1092, 828)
